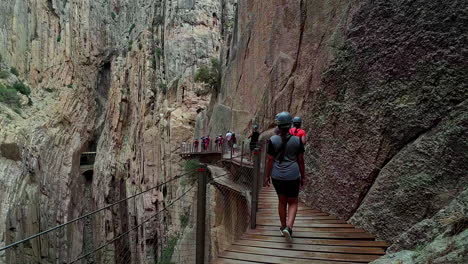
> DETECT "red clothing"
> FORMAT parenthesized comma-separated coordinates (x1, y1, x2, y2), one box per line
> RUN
(289, 127, 306, 138)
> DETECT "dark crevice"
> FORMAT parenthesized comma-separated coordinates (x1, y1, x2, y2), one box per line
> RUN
(82, 170, 95, 264)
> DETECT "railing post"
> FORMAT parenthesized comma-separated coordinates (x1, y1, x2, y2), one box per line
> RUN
(240, 143, 244, 167)
(196, 164, 208, 264)
(230, 142, 233, 160)
(251, 147, 260, 229)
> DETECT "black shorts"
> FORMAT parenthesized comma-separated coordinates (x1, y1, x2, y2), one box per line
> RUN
(249, 142, 258, 151)
(272, 178, 300, 198)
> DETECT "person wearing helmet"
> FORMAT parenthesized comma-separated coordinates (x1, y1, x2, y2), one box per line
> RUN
(205, 135, 211, 151)
(231, 133, 237, 153)
(264, 111, 306, 242)
(248, 125, 260, 160)
(290, 116, 306, 144)
(216, 134, 224, 151)
(193, 138, 199, 152)
(201, 137, 206, 151)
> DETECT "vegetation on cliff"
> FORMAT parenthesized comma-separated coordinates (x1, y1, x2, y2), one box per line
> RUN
(195, 58, 221, 95)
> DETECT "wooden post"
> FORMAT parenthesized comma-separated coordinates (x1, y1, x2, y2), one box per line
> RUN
(251, 147, 260, 229)
(196, 164, 208, 264)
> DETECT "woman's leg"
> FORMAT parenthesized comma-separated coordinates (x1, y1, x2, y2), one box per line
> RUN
(286, 198, 299, 228)
(278, 195, 288, 228)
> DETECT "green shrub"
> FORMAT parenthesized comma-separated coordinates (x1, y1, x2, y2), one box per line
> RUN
(155, 47, 162, 58)
(184, 159, 200, 173)
(159, 83, 167, 94)
(57, 35, 61, 42)
(0, 84, 21, 109)
(159, 236, 178, 264)
(155, 15, 164, 25)
(44, 87, 55, 93)
(111, 12, 116, 20)
(180, 211, 190, 229)
(13, 82, 31, 95)
(128, 23, 135, 34)
(10, 67, 19, 76)
(195, 58, 221, 94)
(0, 71, 10, 79)
(150, 57, 157, 68)
(67, 84, 73, 88)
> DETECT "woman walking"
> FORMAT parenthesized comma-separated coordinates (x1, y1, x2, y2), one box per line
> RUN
(264, 111, 306, 242)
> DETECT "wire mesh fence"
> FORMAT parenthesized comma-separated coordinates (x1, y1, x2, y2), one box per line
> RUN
(202, 145, 263, 263)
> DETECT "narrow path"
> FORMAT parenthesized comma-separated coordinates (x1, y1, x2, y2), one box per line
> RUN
(214, 187, 388, 264)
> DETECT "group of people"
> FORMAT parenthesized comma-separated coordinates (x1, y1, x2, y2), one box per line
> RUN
(193, 136, 211, 151)
(187, 113, 307, 243)
(192, 131, 240, 152)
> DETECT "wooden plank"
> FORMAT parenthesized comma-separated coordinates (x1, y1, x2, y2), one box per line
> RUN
(219, 251, 363, 264)
(258, 216, 339, 220)
(257, 223, 353, 228)
(257, 212, 330, 217)
(241, 234, 389, 247)
(254, 226, 366, 233)
(257, 219, 349, 225)
(227, 245, 381, 262)
(247, 229, 376, 239)
(214, 258, 260, 264)
(232, 240, 385, 255)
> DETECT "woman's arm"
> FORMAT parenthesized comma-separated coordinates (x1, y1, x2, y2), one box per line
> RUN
(298, 153, 306, 187)
(264, 155, 274, 187)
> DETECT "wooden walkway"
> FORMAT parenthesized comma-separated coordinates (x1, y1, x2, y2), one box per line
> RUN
(215, 187, 388, 264)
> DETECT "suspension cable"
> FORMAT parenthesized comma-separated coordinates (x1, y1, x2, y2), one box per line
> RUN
(68, 185, 195, 264)
(0, 169, 197, 252)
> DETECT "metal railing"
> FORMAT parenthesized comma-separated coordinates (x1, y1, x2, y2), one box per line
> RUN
(0, 169, 200, 264)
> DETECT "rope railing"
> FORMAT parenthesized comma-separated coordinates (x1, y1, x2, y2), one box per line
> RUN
(69, 185, 197, 264)
(0, 168, 202, 264)
(0, 169, 197, 253)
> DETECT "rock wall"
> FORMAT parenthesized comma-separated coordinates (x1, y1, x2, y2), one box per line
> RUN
(0, 0, 235, 263)
(205, 0, 468, 262)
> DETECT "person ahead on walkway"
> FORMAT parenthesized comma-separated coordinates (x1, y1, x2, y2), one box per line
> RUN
(205, 135, 211, 151)
(289, 116, 306, 144)
(264, 111, 306, 242)
(248, 125, 260, 160)
(201, 137, 206, 151)
(217, 134, 224, 150)
(231, 133, 237, 152)
(193, 138, 199, 152)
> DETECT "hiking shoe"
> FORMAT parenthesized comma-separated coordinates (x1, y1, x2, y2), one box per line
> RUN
(282, 227, 293, 242)
(279, 226, 285, 236)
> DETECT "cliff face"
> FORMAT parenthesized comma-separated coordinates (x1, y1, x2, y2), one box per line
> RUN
(1, 0, 467, 263)
(206, 0, 467, 262)
(0, 0, 234, 262)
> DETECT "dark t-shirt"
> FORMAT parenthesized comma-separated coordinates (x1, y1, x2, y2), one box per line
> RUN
(250, 132, 260, 144)
(267, 135, 304, 180)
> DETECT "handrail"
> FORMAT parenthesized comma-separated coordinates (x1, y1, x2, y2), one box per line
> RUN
(0, 169, 197, 252)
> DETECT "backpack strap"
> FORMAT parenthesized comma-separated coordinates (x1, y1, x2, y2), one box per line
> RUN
(276, 134, 292, 163)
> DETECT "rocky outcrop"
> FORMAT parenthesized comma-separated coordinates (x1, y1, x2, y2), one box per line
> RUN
(203, 0, 468, 261)
(0, 0, 234, 263)
(372, 189, 468, 264)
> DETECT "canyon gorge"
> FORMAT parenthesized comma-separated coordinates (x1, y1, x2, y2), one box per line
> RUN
(0, 0, 467, 263)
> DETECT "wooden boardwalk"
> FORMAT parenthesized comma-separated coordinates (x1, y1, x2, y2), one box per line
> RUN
(215, 187, 388, 264)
